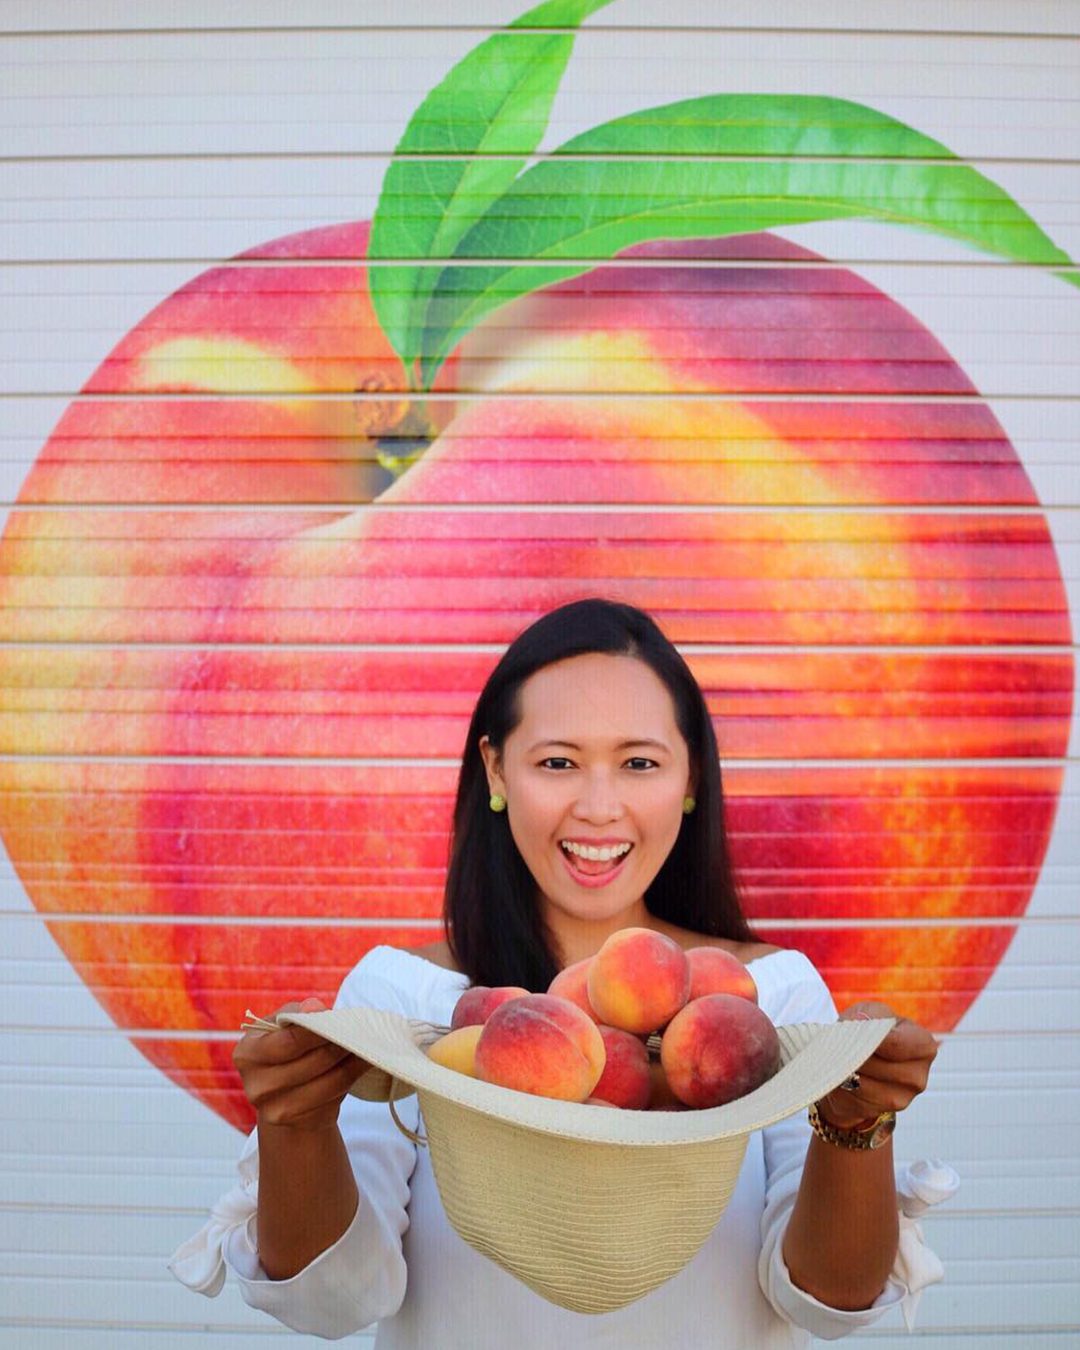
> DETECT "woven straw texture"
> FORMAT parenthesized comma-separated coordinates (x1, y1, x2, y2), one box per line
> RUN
(420, 1089, 749, 1311)
(277, 1006, 893, 1312)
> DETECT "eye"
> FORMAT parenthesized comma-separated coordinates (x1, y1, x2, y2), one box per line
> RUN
(539, 756, 575, 770)
(625, 757, 658, 771)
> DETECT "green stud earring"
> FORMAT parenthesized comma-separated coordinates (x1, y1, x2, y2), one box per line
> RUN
(489, 793, 507, 813)
(682, 796, 696, 815)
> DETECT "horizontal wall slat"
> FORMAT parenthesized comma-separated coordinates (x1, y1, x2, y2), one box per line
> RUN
(0, 649, 1071, 759)
(5, 1011, 1080, 1073)
(8, 391, 1080, 509)
(1, 1269, 1076, 1333)
(0, 765, 1075, 913)
(5, 1217, 1077, 1277)
(2, 1156, 1075, 1215)
(0, 509, 1075, 645)
(6, 0, 1080, 36)
(4, 1076, 1080, 1132)
(0, 1329, 369, 1349)
(2, 1147, 1077, 1220)
(0, 1275, 376, 1335)
(3, 423, 1080, 508)
(860, 1337, 1080, 1348)
(2, 26, 1078, 160)
(5, 277, 1080, 401)
(3, 155, 1078, 264)
(4, 975, 1079, 1037)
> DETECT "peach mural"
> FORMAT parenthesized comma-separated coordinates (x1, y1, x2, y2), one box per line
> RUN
(0, 1, 1074, 1131)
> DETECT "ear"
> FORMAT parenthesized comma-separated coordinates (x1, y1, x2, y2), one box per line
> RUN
(479, 735, 505, 795)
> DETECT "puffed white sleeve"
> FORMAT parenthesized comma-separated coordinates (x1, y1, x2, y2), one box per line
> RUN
(167, 950, 422, 1340)
(755, 952, 960, 1340)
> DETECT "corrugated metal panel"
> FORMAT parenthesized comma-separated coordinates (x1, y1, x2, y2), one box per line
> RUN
(1, 1, 1077, 1346)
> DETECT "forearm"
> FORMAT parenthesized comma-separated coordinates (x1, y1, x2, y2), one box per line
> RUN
(781, 1134, 899, 1311)
(255, 1120, 360, 1281)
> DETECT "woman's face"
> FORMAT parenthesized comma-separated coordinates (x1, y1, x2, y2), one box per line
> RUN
(480, 653, 695, 943)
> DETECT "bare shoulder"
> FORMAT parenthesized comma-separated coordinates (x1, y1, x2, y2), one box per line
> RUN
(700, 937, 784, 965)
(408, 939, 462, 973)
(739, 941, 784, 963)
(657, 923, 782, 966)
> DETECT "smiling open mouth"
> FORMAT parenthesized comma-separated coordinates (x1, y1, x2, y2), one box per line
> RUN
(559, 841, 633, 878)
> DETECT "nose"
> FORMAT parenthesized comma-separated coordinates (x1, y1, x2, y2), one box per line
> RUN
(570, 770, 624, 824)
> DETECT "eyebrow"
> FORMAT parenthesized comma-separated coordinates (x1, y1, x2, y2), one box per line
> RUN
(526, 739, 671, 754)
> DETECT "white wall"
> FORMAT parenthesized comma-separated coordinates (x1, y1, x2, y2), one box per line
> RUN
(1, 3, 1078, 1346)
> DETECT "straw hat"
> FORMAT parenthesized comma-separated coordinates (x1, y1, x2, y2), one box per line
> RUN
(262, 1005, 893, 1314)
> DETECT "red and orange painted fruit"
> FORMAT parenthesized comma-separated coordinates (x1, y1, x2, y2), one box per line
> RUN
(472, 993, 607, 1102)
(685, 946, 759, 1004)
(587, 928, 691, 1035)
(450, 985, 531, 1030)
(661, 994, 781, 1109)
(0, 222, 1069, 1133)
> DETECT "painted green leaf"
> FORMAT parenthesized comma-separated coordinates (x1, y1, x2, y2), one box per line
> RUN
(368, 0, 615, 386)
(417, 93, 1078, 386)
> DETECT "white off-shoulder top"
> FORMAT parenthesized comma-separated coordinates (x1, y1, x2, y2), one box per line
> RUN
(168, 945, 959, 1346)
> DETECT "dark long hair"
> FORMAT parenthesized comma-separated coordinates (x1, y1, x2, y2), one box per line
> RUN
(443, 598, 758, 990)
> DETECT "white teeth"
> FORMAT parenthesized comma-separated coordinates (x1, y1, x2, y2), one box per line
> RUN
(561, 841, 632, 862)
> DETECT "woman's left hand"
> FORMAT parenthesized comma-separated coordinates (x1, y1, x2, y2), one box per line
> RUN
(818, 1000, 940, 1130)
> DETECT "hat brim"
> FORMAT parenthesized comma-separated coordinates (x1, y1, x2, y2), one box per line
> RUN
(279, 1006, 895, 1145)
(276, 1006, 897, 1312)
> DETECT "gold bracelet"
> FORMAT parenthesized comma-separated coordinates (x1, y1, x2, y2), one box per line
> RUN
(808, 1101, 896, 1151)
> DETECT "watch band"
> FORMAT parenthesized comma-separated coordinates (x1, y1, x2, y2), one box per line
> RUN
(808, 1101, 897, 1151)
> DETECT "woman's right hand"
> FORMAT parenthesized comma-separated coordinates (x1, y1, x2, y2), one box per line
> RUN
(233, 997, 371, 1134)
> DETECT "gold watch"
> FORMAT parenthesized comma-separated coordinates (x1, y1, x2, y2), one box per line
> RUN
(808, 1101, 897, 1151)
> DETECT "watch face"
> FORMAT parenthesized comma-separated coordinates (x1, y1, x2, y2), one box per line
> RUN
(868, 1113, 898, 1149)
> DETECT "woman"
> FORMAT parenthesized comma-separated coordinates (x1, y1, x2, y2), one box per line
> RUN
(169, 598, 956, 1345)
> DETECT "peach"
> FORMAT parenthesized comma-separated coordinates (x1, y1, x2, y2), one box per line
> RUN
(547, 957, 602, 1023)
(450, 984, 531, 1030)
(426, 1024, 484, 1077)
(592, 1025, 653, 1110)
(661, 994, 781, 1109)
(587, 927, 691, 1035)
(474, 993, 606, 1102)
(685, 947, 759, 1004)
